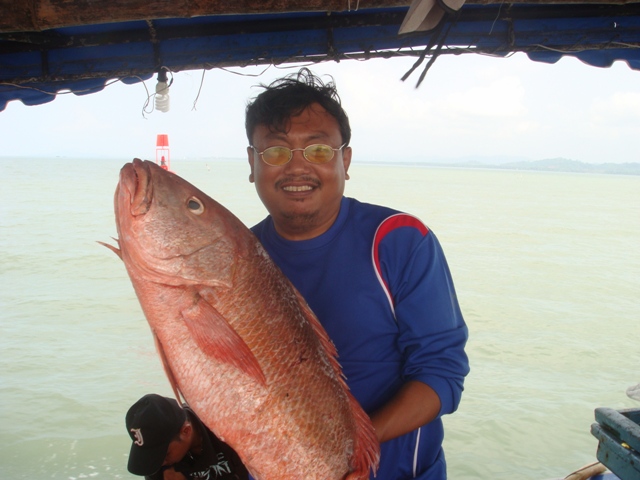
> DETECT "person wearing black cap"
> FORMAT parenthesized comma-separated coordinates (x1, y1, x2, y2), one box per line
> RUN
(126, 394, 249, 480)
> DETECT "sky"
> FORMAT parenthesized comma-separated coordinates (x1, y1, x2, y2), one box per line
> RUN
(1, 52, 639, 164)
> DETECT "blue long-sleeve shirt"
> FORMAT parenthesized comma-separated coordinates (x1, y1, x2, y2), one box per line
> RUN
(251, 196, 469, 479)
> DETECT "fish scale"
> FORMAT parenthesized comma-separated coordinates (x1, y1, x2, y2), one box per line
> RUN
(105, 159, 379, 480)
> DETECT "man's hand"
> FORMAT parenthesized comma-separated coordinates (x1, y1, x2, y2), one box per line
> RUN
(370, 380, 442, 443)
(162, 467, 187, 480)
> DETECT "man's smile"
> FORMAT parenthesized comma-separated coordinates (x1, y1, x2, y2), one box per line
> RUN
(283, 185, 314, 192)
(276, 176, 321, 193)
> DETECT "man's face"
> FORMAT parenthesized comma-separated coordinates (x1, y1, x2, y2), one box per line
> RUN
(162, 433, 190, 468)
(247, 103, 352, 240)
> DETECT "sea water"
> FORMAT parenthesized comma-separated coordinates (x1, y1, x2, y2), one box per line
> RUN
(1, 157, 638, 479)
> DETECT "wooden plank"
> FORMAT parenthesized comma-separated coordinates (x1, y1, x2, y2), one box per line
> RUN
(0, 0, 409, 33)
(2, 0, 640, 33)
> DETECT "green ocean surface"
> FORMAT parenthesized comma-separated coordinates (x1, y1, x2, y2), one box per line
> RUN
(1, 157, 638, 479)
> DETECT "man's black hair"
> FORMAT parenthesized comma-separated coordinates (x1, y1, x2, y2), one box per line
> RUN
(245, 68, 351, 146)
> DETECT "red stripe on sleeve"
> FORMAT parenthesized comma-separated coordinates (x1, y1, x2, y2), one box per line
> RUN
(372, 214, 429, 310)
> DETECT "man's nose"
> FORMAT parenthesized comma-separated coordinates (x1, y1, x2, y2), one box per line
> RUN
(284, 148, 311, 171)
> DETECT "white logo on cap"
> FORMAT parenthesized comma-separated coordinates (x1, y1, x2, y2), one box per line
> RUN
(131, 428, 144, 446)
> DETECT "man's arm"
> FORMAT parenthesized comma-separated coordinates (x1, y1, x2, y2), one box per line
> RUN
(369, 380, 441, 443)
(373, 222, 469, 443)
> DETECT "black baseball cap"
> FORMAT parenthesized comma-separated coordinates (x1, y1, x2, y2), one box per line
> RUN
(125, 394, 187, 476)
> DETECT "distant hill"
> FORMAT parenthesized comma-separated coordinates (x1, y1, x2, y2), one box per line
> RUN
(406, 157, 640, 176)
(497, 158, 640, 175)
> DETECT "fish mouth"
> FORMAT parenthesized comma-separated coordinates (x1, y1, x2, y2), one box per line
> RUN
(121, 158, 154, 216)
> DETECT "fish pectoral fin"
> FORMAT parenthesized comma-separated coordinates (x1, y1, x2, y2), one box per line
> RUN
(153, 332, 185, 402)
(181, 297, 266, 386)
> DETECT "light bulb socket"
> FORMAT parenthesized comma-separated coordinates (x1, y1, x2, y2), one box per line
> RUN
(157, 68, 168, 83)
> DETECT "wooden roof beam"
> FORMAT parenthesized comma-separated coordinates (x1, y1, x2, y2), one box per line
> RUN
(2, 0, 640, 33)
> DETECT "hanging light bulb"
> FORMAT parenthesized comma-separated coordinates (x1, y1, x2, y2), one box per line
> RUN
(155, 69, 170, 113)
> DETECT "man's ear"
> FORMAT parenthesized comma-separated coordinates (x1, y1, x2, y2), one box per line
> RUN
(247, 147, 255, 183)
(180, 421, 193, 440)
(343, 146, 352, 180)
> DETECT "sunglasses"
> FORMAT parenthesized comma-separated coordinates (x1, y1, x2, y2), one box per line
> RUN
(250, 143, 347, 166)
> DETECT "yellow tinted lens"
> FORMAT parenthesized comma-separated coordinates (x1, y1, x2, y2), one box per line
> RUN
(304, 144, 335, 164)
(262, 146, 291, 165)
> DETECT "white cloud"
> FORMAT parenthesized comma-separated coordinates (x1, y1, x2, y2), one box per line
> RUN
(1, 53, 639, 163)
(590, 91, 640, 126)
(436, 76, 527, 119)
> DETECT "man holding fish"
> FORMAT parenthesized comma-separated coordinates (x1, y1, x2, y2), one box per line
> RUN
(116, 68, 468, 480)
(245, 69, 469, 479)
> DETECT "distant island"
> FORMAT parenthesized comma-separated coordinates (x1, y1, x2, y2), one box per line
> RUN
(3, 156, 638, 176)
(373, 157, 640, 176)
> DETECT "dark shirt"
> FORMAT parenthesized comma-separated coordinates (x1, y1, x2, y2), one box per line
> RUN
(147, 407, 248, 480)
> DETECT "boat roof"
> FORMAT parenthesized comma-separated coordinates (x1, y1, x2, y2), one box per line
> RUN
(2, 0, 640, 111)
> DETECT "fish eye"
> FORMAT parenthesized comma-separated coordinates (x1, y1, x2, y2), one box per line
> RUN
(187, 197, 204, 215)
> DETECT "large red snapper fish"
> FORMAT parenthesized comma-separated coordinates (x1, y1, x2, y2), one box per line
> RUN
(103, 159, 379, 479)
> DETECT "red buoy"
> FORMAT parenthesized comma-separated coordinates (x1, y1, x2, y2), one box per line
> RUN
(156, 134, 170, 171)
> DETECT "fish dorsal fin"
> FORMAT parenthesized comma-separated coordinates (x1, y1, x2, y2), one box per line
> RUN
(293, 289, 380, 478)
(292, 289, 339, 363)
(344, 392, 381, 479)
(181, 295, 266, 386)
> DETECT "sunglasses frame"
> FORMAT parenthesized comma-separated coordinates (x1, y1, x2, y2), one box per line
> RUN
(250, 143, 347, 166)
